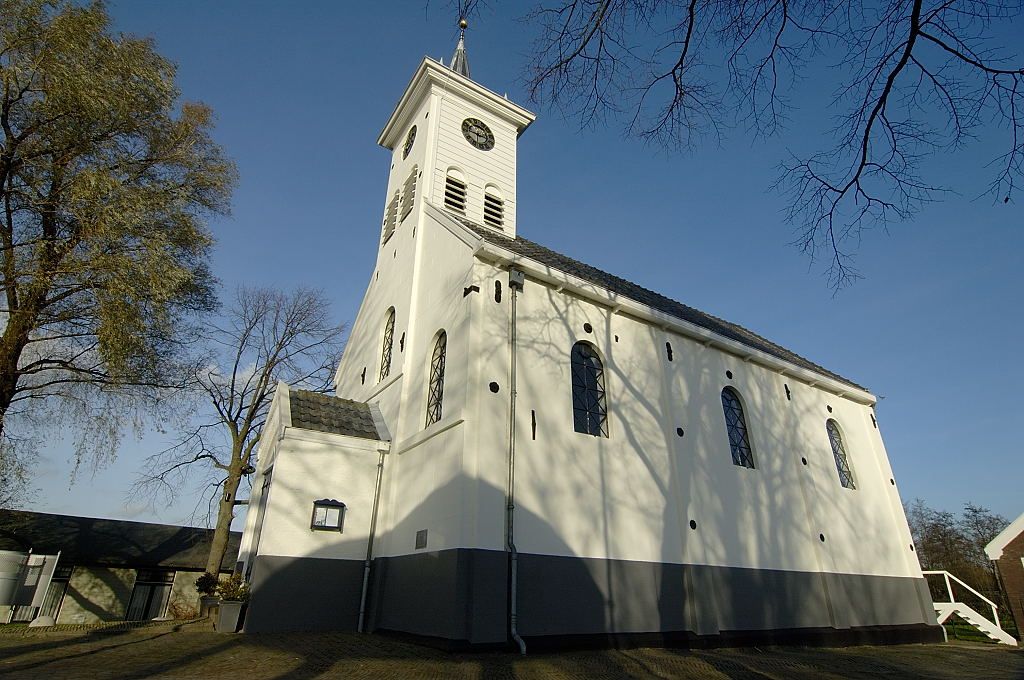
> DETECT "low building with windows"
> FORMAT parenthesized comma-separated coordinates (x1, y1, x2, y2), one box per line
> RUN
(237, 30, 941, 648)
(0, 509, 240, 624)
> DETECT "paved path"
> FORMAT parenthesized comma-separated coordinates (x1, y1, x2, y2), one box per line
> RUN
(0, 621, 1022, 679)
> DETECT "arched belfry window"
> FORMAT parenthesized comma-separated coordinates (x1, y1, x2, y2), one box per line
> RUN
(379, 307, 395, 383)
(721, 387, 755, 468)
(400, 166, 417, 221)
(571, 342, 608, 437)
(827, 419, 856, 489)
(484, 185, 504, 229)
(425, 331, 447, 426)
(444, 169, 467, 213)
(382, 191, 399, 244)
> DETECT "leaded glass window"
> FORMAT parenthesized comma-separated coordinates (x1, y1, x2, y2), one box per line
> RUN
(425, 331, 447, 426)
(571, 342, 608, 437)
(721, 387, 755, 468)
(827, 419, 856, 489)
(379, 307, 395, 383)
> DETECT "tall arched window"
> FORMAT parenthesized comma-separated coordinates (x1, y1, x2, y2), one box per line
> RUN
(425, 331, 447, 426)
(721, 387, 755, 468)
(571, 342, 608, 437)
(826, 419, 856, 489)
(378, 307, 395, 383)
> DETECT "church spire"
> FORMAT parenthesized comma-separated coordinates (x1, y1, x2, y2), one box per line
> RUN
(450, 18, 470, 78)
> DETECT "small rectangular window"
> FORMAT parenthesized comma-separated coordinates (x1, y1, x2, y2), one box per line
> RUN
(444, 176, 467, 213)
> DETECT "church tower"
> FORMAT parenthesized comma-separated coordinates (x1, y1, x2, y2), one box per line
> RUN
(375, 21, 535, 247)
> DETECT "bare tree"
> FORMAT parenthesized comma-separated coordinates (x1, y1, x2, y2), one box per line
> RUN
(135, 286, 345, 574)
(509, 0, 1023, 289)
(905, 498, 1008, 592)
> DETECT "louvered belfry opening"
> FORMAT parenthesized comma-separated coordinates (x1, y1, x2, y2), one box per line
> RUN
(382, 191, 399, 244)
(401, 166, 417, 221)
(483, 191, 504, 228)
(444, 174, 467, 213)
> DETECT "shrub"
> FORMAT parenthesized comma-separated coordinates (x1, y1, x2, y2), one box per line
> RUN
(215, 574, 250, 602)
(195, 572, 219, 595)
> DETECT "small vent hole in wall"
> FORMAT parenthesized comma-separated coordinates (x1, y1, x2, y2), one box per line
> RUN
(784, 384, 791, 401)
(614, 335, 619, 342)
(689, 520, 697, 530)
(494, 281, 502, 303)
(890, 478, 895, 486)
(726, 370, 733, 380)
(819, 533, 826, 543)
(484, 192, 504, 229)
(360, 367, 366, 385)
(666, 342, 673, 361)
(583, 322, 593, 334)
(399, 332, 405, 352)
(444, 175, 467, 213)
(801, 457, 807, 466)
(910, 544, 915, 552)
(827, 405, 833, 413)
(415, 529, 428, 550)
(676, 427, 684, 437)
(489, 382, 500, 393)
(531, 410, 537, 440)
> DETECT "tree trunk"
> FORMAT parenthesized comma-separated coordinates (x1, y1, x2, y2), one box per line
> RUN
(205, 466, 244, 575)
(0, 312, 34, 441)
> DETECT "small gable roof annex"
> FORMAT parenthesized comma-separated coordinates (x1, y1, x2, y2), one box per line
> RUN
(289, 389, 384, 441)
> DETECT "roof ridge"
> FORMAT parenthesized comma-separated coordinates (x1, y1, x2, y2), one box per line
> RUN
(467, 225, 863, 391)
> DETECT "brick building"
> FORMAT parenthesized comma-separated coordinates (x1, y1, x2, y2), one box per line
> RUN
(985, 511, 1024, 638)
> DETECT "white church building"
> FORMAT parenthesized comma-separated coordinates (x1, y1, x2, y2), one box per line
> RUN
(236, 31, 941, 649)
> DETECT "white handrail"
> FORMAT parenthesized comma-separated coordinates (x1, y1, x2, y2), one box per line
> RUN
(922, 570, 1002, 630)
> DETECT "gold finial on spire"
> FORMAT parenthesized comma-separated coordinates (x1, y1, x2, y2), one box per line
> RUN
(451, 18, 471, 78)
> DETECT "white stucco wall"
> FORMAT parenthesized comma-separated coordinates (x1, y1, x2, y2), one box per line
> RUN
(252, 429, 388, 562)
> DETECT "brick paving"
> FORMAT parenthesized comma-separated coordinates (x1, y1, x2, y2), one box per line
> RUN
(0, 620, 1022, 679)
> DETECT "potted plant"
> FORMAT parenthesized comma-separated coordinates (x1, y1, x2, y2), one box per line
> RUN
(195, 572, 220, 618)
(214, 574, 250, 633)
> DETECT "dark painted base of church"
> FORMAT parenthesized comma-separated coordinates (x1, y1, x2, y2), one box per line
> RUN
(243, 549, 943, 649)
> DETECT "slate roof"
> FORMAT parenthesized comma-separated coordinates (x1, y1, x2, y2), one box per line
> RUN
(289, 389, 383, 440)
(0, 509, 240, 571)
(465, 223, 863, 391)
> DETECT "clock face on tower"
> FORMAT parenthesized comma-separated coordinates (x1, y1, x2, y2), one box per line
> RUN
(403, 126, 416, 159)
(461, 118, 494, 151)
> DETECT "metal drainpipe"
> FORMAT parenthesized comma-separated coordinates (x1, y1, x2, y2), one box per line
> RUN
(357, 448, 386, 633)
(507, 268, 527, 655)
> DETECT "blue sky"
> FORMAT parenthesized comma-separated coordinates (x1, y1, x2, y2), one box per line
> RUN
(31, 2, 1022, 526)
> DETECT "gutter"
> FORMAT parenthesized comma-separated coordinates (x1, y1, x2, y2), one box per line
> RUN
(357, 447, 387, 633)
(506, 267, 527, 654)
